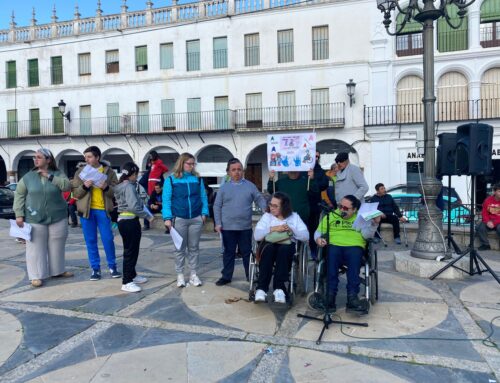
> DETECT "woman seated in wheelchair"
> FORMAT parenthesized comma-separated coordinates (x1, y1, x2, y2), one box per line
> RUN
(253, 192, 309, 304)
(315, 195, 380, 312)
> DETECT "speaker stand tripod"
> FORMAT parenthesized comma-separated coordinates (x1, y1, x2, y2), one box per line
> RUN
(444, 175, 463, 257)
(430, 175, 500, 285)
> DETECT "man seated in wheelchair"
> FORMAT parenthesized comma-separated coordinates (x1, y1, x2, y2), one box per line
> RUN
(253, 192, 309, 303)
(315, 195, 380, 313)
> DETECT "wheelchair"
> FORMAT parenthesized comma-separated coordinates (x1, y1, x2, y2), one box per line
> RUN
(306, 239, 378, 313)
(248, 239, 311, 306)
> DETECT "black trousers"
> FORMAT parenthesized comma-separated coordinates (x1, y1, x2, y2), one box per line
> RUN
(376, 215, 401, 239)
(118, 218, 142, 284)
(257, 242, 295, 293)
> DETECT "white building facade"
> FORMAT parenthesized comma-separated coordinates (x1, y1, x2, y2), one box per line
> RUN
(0, 0, 499, 203)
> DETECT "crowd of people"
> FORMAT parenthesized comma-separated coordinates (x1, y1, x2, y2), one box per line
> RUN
(12, 147, 498, 311)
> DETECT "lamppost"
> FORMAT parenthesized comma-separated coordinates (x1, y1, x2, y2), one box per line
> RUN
(376, 0, 475, 259)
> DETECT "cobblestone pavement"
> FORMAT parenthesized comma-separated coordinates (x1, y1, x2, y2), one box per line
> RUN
(0, 219, 498, 383)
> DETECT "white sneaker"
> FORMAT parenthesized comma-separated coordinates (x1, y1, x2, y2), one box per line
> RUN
(133, 275, 148, 284)
(273, 289, 286, 304)
(177, 274, 186, 288)
(189, 273, 202, 287)
(254, 289, 267, 302)
(121, 282, 141, 293)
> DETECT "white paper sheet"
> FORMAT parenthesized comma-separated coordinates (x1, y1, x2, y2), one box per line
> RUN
(9, 220, 32, 241)
(353, 202, 381, 231)
(170, 227, 183, 250)
(143, 205, 154, 218)
(78, 165, 108, 186)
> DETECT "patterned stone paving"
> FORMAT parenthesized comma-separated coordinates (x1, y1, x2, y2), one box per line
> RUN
(0, 219, 498, 383)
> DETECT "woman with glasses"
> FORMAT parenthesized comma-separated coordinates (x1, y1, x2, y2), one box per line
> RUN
(315, 195, 380, 312)
(13, 148, 73, 287)
(253, 192, 308, 304)
(162, 153, 209, 288)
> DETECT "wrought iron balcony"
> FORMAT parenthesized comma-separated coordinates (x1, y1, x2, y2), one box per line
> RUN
(364, 99, 500, 126)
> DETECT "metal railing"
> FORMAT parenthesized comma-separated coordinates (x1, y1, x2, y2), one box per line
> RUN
(398, 202, 480, 226)
(235, 103, 345, 130)
(364, 98, 500, 126)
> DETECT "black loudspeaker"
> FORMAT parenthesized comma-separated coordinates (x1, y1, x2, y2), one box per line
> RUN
(437, 133, 457, 176)
(455, 123, 493, 176)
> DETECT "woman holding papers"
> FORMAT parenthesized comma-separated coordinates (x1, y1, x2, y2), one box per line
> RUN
(162, 153, 209, 288)
(13, 148, 73, 287)
(114, 162, 153, 293)
(315, 195, 380, 312)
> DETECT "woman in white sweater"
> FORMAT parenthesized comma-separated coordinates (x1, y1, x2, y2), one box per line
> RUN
(254, 192, 308, 304)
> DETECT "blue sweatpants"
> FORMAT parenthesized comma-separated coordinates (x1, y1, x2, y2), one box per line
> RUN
(81, 209, 116, 270)
(327, 245, 364, 296)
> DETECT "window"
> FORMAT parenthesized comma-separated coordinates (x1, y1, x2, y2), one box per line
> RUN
(437, 4, 468, 52)
(107, 103, 120, 133)
(80, 105, 92, 135)
(437, 71, 469, 121)
(78, 53, 91, 76)
(7, 109, 17, 138)
(407, 162, 424, 185)
(480, 68, 500, 118)
(244, 33, 260, 66)
(160, 43, 174, 69)
(277, 29, 294, 63)
(136, 101, 149, 132)
(311, 88, 330, 122)
(245, 93, 263, 127)
(396, 75, 424, 123)
(106, 50, 119, 73)
(186, 40, 200, 71)
(214, 96, 229, 130)
(395, 12, 423, 56)
(29, 108, 40, 135)
(51, 56, 63, 85)
(213, 37, 227, 69)
(6, 61, 16, 89)
(480, 0, 500, 47)
(312, 26, 329, 60)
(135, 46, 148, 71)
(27, 59, 39, 87)
(187, 98, 201, 130)
(161, 99, 176, 130)
(52, 107, 64, 133)
(278, 91, 296, 124)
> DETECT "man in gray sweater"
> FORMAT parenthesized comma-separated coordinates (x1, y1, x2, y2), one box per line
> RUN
(214, 158, 268, 286)
(334, 152, 369, 204)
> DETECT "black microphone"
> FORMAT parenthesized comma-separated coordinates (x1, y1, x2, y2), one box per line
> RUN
(340, 211, 347, 218)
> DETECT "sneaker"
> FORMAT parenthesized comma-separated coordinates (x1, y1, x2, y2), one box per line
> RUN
(31, 279, 42, 287)
(327, 294, 337, 311)
(121, 282, 141, 293)
(90, 269, 101, 281)
(109, 268, 122, 278)
(346, 295, 368, 314)
(254, 289, 267, 302)
(54, 271, 74, 278)
(143, 226, 150, 231)
(71, 223, 78, 228)
(177, 274, 186, 288)
(15, 238, 26, 244)
(133, 275, 148, 284)
(215, 278, 231, 286)
(394, 237, 402, 245)
(189, 273, 202, 287)
(273, 289, 286, 304)
(478, 244, 491, 251)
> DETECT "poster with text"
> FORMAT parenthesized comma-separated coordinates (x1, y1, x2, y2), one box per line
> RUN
(267, 133, 316, 171)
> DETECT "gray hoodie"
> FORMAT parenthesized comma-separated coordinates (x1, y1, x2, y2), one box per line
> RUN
(334, 163, 369, 204)
(114, 181, 148, 220)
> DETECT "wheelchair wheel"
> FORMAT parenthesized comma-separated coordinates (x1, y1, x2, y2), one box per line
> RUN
(299, 243, 310, 295)
(248, 257, 256, 301)
(288, 258, 296, 306)
(369, 249, 378, 305)
(306, 291, 323, 311)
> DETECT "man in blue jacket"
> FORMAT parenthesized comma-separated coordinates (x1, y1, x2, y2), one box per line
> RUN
(369, 183, 406, 244)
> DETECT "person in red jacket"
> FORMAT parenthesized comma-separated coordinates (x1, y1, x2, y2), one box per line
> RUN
(147, 151, 168, 195)
(476, 183, 500, 251)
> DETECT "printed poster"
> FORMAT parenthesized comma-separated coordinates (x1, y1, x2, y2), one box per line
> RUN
(267, 133, 316, 171)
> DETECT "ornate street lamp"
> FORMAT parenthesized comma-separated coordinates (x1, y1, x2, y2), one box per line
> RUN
(376, 0, 474, 260)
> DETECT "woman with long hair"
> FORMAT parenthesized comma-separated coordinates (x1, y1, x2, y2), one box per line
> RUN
(13, 148, 73, 287)
(253, 192, 309, 303)
(162, 153, 208, 288)
(114, 162, 153, 293)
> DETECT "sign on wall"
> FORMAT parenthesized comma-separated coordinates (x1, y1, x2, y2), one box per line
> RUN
(267, 133, 316, 171)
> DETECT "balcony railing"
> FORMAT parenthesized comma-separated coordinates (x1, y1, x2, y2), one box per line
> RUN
(364, 98, 500, 126)
(0, 104, 344, 139)
(235, 103, 344, 130)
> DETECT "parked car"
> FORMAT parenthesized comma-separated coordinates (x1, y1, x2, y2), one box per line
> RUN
(0, 187, 15, 219)
(5, 183, 17, 191)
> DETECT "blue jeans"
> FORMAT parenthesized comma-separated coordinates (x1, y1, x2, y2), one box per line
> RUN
(81, 209, 116, 270)
(221, 229, 252, 280)
(327, 245, 364, 296)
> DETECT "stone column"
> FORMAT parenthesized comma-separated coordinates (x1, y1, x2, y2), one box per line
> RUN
(468, 9, 481, 50)
(171, 0, 178, 22)
(121, 0, 129, 28)
(146, 1, 153, 25)
(9, 12, 16, 43)
(73, 5, 81, 35)
(95, 1, 103, 32)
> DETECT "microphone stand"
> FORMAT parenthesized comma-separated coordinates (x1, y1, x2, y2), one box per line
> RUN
(297, 202, 368, 345)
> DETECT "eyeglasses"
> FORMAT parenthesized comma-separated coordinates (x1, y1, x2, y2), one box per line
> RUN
(269, 203, 280, 209)
(339, 205, 352, 211)
(32, 156, 46, 160)
(185, 162, 196, 166)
